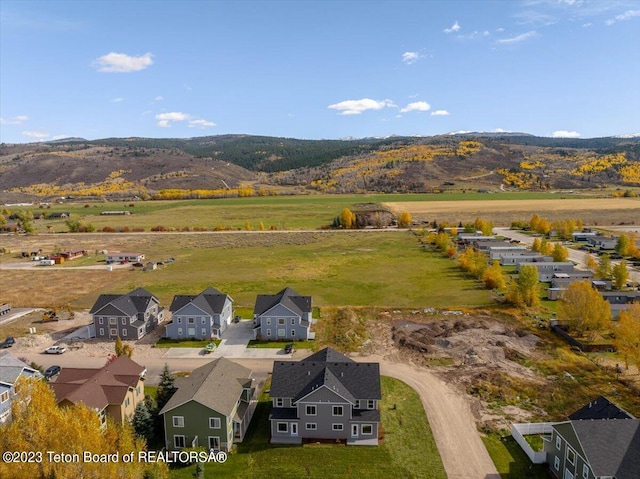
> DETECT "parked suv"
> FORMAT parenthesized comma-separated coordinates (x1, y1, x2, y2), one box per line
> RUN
(44, 365, 61, 380)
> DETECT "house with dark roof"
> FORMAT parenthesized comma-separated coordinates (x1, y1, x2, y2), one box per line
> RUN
(159, 358, 256, 452)
(269, 347, 381, 446)
(0, 351, 42, 423)
(166, 287, 233, 340)
(601, 291, 640, 318)
(253, 287, 315, 340)
(50, 356, 146, 427)
(90, 287, 164, 340)
(568, 396, 635, 421)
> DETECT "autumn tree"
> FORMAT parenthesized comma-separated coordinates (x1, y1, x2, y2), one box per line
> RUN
(482, 261, 506, 290)
(532, 237, 542, 252)
(596, 254, 612, 279)
(397, 211, 412, 228)
(614, 304, 640, 370)
(558, 280, 611, 341)
(616, 233, 631, 256)
(474, 217, 493, 236)
(507, 264, 540, 307)
(115, 336, 133, 358)
(539, 238, 554, 255)
(0, 377, 167, 479)
(612, 260, 629, 290)
(552, 243, 569, 262)
(16, 210, 34, 234)
(339, 208, 355, 229)
(458, 247, 488, 278)
(585, 254, 598, 273)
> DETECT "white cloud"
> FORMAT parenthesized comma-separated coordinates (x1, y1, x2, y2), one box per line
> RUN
(449, 130, 472, 135)
(444, 21, 461, 33)
(400, 101, 431, 113)
(431, 110, 450, 116)
(402, 51, 420, 65)
(498, 31, 537, 44)
(52, 135, 71, 140)
(496, 27, 505, 32)
(189, 119, 216, 129)
(93, 52, 153, 73)
(493, 128, 512, 133)
(606, 9, 640, 26)
(22, 131, 49, 139)
(155, 111, 190, 127)
(0, 115, 29, 125)
(551, 130, 580, 138)
(328, 98, 396, 115)
(111, 97, 124, 103)
(154, 96, 164, 101)
(582, 22, 592, 27)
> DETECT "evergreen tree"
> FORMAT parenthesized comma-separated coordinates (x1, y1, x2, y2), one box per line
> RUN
(132, 401, 155, 442)
(156, 364, 177, 413)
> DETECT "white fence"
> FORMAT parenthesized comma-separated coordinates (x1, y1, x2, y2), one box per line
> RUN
(511, 422, 555, 464)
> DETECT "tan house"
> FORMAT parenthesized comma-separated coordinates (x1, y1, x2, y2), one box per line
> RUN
(50, 356, 146, 427)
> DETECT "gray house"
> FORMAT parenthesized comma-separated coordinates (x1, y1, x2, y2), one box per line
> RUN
(91, 287, 164, 340)
(166, 287, 233, 340)
(544, 419, 640, 479)
(0, 351, 42, 423)
(253, 287, 315, 340)
(269, 347, 381, 446)
(517, 262, 577, 282)
(159, 358, 256, 452)
(601, 291, 640, 318)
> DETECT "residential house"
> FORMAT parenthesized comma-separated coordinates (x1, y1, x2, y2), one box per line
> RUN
(253, 287, 315, 340)
(544, 419, 640, 479)
(0, 303, 10, 316)
(166, 287, 233, 340)
(601, 291, 640, 318)
(568, 396, 635, 420)
(105, 252, 145, 263)
(0, 351, 42, 423)
(517, 262, 576, 282)
(572, 231, 597, 242)
(587, 235, 617, 250)
(269, 347, 381, 445)
(90, 287, 163, 340)
(492, 251, 544, 265)
(159, 358, 256, 452)
(50, 356, 146, 427)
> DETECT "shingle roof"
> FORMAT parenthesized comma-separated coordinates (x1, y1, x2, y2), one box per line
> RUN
(270, 347, 381, 403)
(569, 396, 635, 420)
(159, 358, 252, 417)
(51, 356, 145, 411)
(90, 288, 156, 316)
(254, 287, 311, 317)
(570, 419, 640, 479)
(169, 287, 230, 315)
(0, 351, 41, 384)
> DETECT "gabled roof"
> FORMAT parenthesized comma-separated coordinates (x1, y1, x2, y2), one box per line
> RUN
(254, 287, 311, 316)
(169, 287, 231, 315)
(51, 356, 145, 411)
(90, 288, 157, 315)
(270, 347, 381, 403)
(569, 396, 635, 420)
(0, 351, 41, 384)
(159, 358, 252, 418)
(565, 419, 640, 479)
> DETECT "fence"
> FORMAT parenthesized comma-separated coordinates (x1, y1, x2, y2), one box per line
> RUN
(511, 422, 554, 464)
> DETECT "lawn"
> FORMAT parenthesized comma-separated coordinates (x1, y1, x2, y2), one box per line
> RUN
(169, 376, 446, 479)
(246, 340, 315, 349)
(482, 433, 550, 479)
(154, 339, 221, 348)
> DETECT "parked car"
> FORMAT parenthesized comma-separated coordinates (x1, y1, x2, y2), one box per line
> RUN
(3, 336, 15, 346)
(204, 343, 216, 354)
(44, 365, 61, 379)
(284, 343, 294, 354)
(232, 315, 241, 323)
(0, 341, 12, 349)
(44, 346, 66, 354)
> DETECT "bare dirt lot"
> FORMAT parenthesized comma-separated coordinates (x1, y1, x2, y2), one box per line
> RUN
(384, 197, 640, 226)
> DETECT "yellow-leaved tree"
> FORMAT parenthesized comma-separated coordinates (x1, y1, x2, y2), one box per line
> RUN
(0, 378, 167, 479)
(397, 211, 412, 228)
(482, 261, 506, 290)
(614, 303, 640, 370)
(558, 280, 611, 341)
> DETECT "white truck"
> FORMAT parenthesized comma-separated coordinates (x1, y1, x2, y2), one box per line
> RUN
(40, 259, 55, 266)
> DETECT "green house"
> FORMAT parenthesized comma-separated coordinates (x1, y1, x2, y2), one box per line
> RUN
(159, 358, 255, 452)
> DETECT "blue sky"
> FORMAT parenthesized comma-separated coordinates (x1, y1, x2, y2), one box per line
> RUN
(1, 0, 639, 143)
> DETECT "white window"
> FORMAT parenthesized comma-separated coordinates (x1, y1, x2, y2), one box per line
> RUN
(122, 329, 127, 337)
(332, 406, 343, 416)
(565, 470, 574, 479)
(109, 328, 117, 337)
(99, 328, 104, 336)
(275, 398, 283, 407)
(278, 318, 285, 325)
(306, 405, 316, 416)
(109, 318, 117, 325)
(201, 328, 206, 336)
(354, 400, 360, 408)
(125, 397, 130, 407)
(566, 448, 575, 465)
(332, 423, 343, 431)
(362, 424, 373, 435)
(173, 416, 184, 427)
(277, 422, 288, 433)
(582, 464, 589, 479)
(122, 318, 127, 325)
(368, 400, 375, 409)
(208, 436, 220, 450)
(178, 328, 183, 335)
(177, 318, 182, 324)
(554, 456, 560, 471)
(188, 318, 194, 324)
(291, 330, 296, 336)
(0, 391, 9, 403)
(174, 435, 185, 448)
(291, 318, 295, 325)
(277, 329, 285, 337)
(306, 423, 317, 430)
(99, 318, 104, 324)
(266, 330, 271, 337)
(209, 417, 221, 429)
(136, 386, 140, 396)
(556, 436, 562, 450)
(266, 318, 271, 325)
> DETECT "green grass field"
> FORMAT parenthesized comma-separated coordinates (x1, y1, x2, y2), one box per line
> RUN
(482, 433, 550, 479)
(169, 376, 446, 479)
(16, 192, 598, 233)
